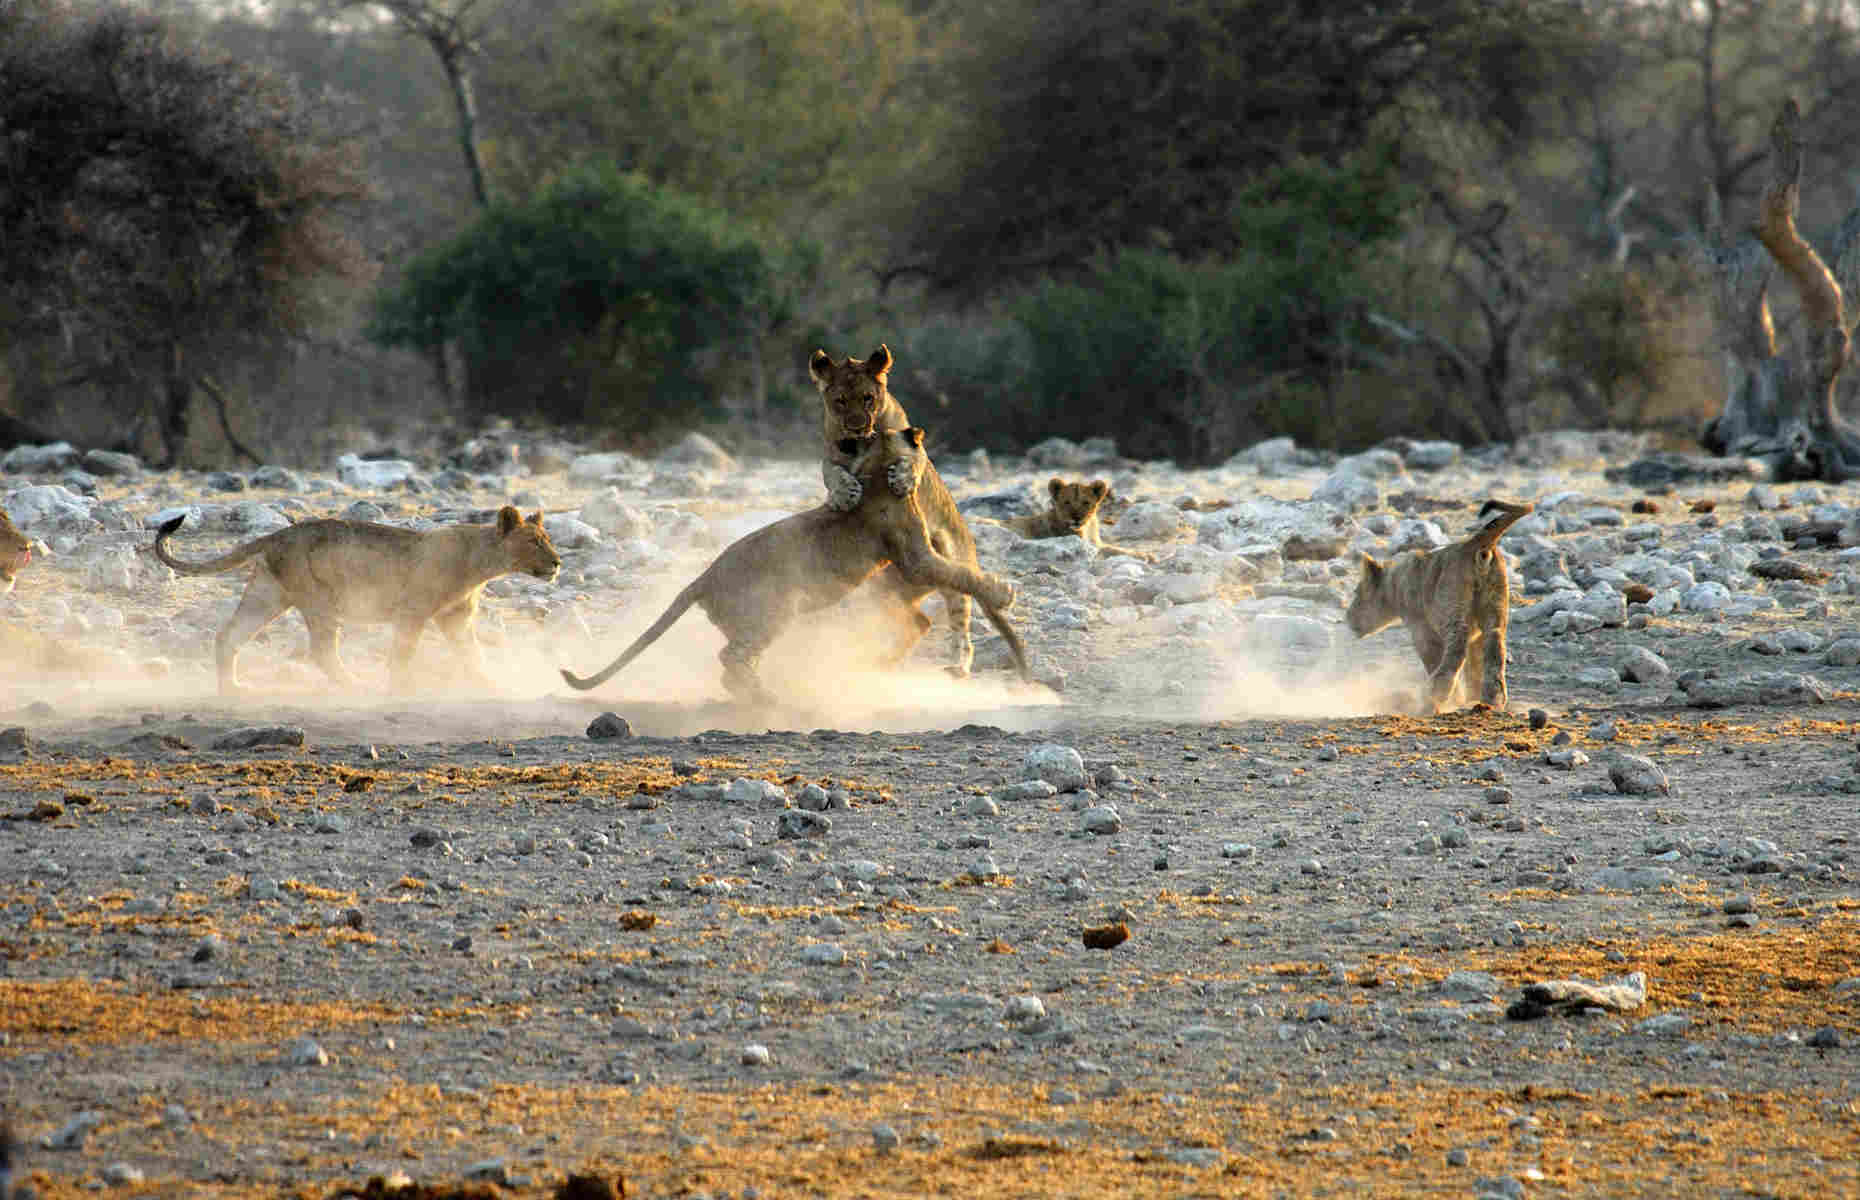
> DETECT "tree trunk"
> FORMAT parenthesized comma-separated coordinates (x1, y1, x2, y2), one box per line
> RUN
(1697, 98, 1860, 481)
(436, 44, 489, 209)
(158, 342, 191, 469)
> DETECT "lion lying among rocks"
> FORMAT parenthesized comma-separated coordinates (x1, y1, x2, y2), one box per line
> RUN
(561, 427, 1030, 705)
(999, 478, 1152, 560)
(153, 506, 561, 695)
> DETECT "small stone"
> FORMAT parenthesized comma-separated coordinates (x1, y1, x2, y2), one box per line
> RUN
(285, 1037, 329, 1067)
(586, 712, 632, 740)
(778, 810, 831, 840)
(871, 1123, 902, 1153)
(741, 1043, 771, 1066)
(1808, 1026, 1842, 1048)
(1528, 708, 1549, 730)
(1608, 753, 1671, 796)
(1022, 744, 1089, 792)
(47, 1110, 104, 1149)
(800, 942, 847, 966)
(101, 1163, 145, 1187)
(211, 725, 306, 751)
(1003, 995, 1046, 1025)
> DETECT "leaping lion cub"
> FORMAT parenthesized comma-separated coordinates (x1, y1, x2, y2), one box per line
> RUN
(561, 427, 1030, 705)
(811, 345, 995, 675)
(0, 507, 30, 594)
(1347, 499, 1533, 713)
(154, 506, 561, 695)
(1004, 478, 1151, 560)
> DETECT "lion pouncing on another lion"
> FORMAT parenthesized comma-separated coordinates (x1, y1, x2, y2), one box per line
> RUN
(560, 427, 1030, 705)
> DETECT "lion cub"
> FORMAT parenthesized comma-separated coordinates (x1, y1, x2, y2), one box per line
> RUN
(1005, 478, 1151, 560)
(561, 427, 1030, 705)
(0, 507, 30, 595)
(154, 506, 560, 695)
(1346, 499, 1533, 713)
(810, 345, 994, 675)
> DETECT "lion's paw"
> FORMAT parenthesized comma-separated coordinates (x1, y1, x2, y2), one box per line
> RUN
(885, 458, 916, 498)
(823, 462, 863, 512)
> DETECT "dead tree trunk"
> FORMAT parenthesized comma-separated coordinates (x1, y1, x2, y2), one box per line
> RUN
(1697, 98, 1860, 482)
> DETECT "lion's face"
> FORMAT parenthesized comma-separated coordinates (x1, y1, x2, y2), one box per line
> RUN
(1048, 478, 1110, 532)
(497, 507, 562, 582)
(0, 509, 29, 594)
(1345, 555, 1396, 637)
(810, 344, 894, 441)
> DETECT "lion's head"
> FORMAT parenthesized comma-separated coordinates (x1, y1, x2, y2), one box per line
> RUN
(1344, 554, 1397, 638)
(1047, 478, 1111, 533)
(809, 344, 895, 441)
(0, 508, 29, 594)
(496, 506, 562, 582)
(846, 425, 929, 500)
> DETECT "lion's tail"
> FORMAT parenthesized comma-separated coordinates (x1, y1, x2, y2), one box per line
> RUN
(151, 514, 267, 576)
(1470, 499, 1534, 553)
(979, 591, 1033, 685)
(559, 576, 706, 692)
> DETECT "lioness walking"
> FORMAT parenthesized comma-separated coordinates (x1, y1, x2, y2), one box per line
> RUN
(154, 506, 560, 694)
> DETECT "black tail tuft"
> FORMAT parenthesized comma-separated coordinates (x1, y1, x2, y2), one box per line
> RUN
(158, 513, 187, 536)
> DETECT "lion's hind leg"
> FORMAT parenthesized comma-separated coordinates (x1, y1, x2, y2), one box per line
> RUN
(433, 597, 492, 687)
(217, 568, 290, 695)
(939, 588, 974, 677)
(301, 610, 359, 688)
(1424, 623, 1471, 713)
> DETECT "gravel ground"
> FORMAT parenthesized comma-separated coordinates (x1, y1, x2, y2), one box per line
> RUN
(3, 430, 1859, 1198)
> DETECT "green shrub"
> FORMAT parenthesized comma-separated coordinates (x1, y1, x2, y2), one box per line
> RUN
(368, 163, 779, 431)
(1003, 151, 1411, 463)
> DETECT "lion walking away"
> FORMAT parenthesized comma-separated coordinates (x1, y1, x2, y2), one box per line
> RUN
(1346, 499, 1533, 713)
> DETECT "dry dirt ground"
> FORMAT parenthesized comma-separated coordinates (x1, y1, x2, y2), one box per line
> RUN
(2, 683, 1858, 1199)
(4, 457, 1860, 1198)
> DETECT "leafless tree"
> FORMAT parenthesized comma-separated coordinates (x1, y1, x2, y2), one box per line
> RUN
(1696, 97, 1860, 480)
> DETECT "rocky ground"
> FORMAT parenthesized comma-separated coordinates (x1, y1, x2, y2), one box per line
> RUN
(2, 428, 1859, 1199)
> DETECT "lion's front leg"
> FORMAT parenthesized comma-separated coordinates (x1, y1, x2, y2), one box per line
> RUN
(823, 459, 863, 512)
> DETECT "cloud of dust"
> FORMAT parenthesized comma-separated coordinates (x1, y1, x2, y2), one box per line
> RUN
(1186, 620, 1425, 722)
(498, 574, 1065, 737)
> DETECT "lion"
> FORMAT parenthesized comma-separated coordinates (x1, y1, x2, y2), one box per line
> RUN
(0, 507, 30, 594)
(153, 506, 561, 695)
(1346, 499, 1534, 714)
(809, 344, 994, 675)
(1003, 478, 1152, 560)
(560, 427, 1030, 704)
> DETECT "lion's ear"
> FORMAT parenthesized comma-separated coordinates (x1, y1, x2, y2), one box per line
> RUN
(1048, 477, 1064, 498)
(528, 510, 545, 527)
(1358, 553, 1381, 577)
(905, 426, 925, 448)
(1090, 480, 1109, 500)
(866, 344, 892, 378)
(497, 506, 522, 535)
(808, 349, 833, 382)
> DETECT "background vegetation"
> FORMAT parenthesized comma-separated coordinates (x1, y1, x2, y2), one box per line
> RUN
(7, 0, 1860, 467)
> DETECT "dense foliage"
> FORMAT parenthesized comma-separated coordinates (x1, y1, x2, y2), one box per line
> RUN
(367, 163, 785, 432)
(9, 0, 1860, 465)
(0, 0, 371, 463)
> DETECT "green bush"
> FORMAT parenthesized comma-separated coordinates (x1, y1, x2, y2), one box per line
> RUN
(1002, 151, 1411, 463)
(367, 163, 780, 432)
